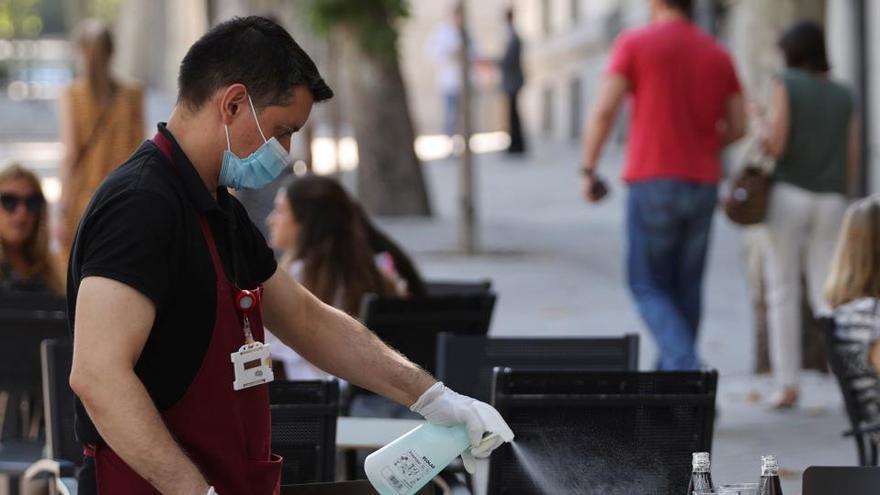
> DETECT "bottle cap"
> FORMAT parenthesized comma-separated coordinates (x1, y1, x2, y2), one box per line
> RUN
(761, 454, 779, 475)
(692, 452, 711, 471)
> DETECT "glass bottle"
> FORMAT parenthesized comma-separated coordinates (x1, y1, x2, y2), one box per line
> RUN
(757, 455, 783, 495)
(687, 452, 716, 494)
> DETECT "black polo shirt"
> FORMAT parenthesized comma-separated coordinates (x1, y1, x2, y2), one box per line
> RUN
(67, 123, 277, 444)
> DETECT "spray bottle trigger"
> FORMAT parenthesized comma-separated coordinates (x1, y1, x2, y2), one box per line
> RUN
(470, 432, 504, 458)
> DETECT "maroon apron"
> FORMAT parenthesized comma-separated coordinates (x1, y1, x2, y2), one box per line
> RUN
(84, 132, 282, 494)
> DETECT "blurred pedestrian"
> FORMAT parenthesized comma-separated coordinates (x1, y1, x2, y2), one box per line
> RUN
(265, 174, 406, 379)
(0, 163, 63, 295)
(499, 8, 526, 154)
(757, 20, 856, 409)
(428, 3, 472, 137)
(580, 0, 745, 370)
(825, 197, 880, 423)
(57, 19, 143, 255)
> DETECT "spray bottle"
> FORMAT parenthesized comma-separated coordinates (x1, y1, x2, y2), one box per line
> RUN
(365, 423, 497, 495)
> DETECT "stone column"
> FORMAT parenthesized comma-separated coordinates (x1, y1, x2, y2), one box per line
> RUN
(213, 0, 250, 24)
(868, 0, 880, 194)
(164, 0, 209, 95)
(114, 0, 156, 85)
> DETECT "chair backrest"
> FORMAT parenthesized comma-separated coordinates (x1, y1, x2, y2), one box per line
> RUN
(424, 279, 492, 297)
(40, 339, 81, 465)
(0, 294, 68, 394)
(803, 466, 880, 495)
(436, 334, 639, 403)
(488, 369, 717, 495)
(819, 317, 877, 438)
(359, 293, 497, 375)
(270, 380, 340, 485)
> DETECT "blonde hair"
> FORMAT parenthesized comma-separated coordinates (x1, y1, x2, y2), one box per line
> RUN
(825, 196, 880, 308)
(0, 163, 64, 295)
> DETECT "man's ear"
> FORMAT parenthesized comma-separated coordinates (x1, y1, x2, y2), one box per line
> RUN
(219, 84, 249, 125)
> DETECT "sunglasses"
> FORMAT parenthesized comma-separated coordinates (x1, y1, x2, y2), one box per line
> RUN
(0, 193, 43, 214)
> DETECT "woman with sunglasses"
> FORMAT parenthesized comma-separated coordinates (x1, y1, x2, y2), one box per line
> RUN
(0, 163, 63, 295)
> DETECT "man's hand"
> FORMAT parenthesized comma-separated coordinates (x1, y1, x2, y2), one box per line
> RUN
(581, 172, 609, 203)
(410, 383, 514, 473)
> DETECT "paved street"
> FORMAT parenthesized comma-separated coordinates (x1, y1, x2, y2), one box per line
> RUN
(375, 139, 854, 494)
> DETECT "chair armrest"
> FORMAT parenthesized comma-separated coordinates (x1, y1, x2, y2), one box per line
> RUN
(23, 458, 77, 481)
(57, 476, 78, 495)
(843, 420, 880, 437)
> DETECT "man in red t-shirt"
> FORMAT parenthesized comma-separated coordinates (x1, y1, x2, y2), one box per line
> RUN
(580, 0, 745, 370)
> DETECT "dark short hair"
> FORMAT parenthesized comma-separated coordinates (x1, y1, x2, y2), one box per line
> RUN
(178, 16, 333, 110)
(778, 20, 830, 72)
(663, 0, 693, 15)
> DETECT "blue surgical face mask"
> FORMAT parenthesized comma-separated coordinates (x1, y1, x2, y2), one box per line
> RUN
(218, 94, 292, 190)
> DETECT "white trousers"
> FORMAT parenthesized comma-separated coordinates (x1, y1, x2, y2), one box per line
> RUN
(761, 182, 847, 388)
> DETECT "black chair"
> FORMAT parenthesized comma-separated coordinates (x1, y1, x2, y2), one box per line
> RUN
(424, 279, 492, 297)
(24, 339, 78, 495)
(821, 317, 880, 466)
(803, 466, 880, 495)
(0, 295, 68, 494)
(488, 369, 718, 495)
(436, 334, 639, 403)
(358, 292, 497, 376)
(271, 380, 340, 486)
(0, 294, 68, 396)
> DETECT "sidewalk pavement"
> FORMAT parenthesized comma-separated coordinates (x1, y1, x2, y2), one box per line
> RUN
(372, 138, 854, 494)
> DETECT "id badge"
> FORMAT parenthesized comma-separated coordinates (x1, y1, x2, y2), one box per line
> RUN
(230, 341, 274, 391)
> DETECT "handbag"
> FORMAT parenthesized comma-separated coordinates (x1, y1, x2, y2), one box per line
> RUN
(723, 140, 773, 226)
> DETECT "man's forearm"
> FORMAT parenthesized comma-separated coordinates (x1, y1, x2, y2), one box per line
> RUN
(74, 369, 209, 494)
(581, 111, 614, 173)
(262, 271, 435, 407)
(290, 290, 435, 406)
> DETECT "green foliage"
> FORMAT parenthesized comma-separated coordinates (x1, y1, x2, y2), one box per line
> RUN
(300, 0, 409, 60)
(86, 0, 122, 23)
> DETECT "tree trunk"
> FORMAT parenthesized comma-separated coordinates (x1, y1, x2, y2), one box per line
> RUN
(338, 28, 431, 217)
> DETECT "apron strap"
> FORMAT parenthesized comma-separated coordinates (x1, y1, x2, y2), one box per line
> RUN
(198, 216, 227, 283)
(152, 130, 226, 282)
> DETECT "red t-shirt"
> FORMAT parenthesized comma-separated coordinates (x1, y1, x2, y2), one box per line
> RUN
(608, 19, 742, 184)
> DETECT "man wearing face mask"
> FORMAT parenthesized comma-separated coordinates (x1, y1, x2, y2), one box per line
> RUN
(67, 17, 513, 495)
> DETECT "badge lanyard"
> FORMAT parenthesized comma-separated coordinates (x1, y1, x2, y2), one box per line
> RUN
(235, 289, 258, 344)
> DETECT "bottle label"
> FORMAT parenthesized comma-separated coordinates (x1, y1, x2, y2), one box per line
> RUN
(380, 448, 435, 495)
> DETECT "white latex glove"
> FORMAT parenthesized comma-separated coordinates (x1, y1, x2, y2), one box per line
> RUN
(410, 382, 515, 474)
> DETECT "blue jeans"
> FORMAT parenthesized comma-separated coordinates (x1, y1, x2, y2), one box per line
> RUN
(626, 180, 717, 370)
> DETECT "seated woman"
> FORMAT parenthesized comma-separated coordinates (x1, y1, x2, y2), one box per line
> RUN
(0, 163, 63, 295)
(266, 174, 406, 380)
(826, 196, 880, 424)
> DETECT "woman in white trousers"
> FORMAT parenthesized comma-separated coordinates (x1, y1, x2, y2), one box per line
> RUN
(759, 21, 858, 408)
